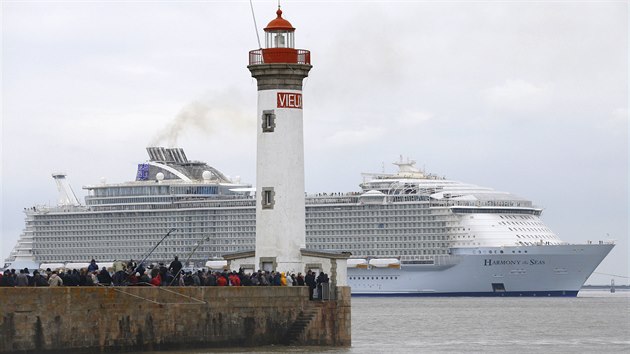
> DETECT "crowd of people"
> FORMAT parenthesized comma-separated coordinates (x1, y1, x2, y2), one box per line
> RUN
(0, 256, 331, 299)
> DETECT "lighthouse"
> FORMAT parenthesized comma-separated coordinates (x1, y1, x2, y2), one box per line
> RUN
(248, 7, 312, 273)
(225, 5, 348, 287)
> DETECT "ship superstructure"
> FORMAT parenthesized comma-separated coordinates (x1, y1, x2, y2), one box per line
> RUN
(4, 148, 613, 296)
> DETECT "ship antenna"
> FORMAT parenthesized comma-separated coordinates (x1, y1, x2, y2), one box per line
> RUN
(249, 0, 262, 49)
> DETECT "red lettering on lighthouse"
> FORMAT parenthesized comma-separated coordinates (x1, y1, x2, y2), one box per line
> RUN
(277, 92, 302, 109)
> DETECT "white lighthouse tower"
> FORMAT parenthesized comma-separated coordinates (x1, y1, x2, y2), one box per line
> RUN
(248, 7, 312, 273)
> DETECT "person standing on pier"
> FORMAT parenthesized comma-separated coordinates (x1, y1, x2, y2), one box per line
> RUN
(169, 256, 183, 281)
(48, 271, 63, 286)
(305, 270, 316, 300)
(87, 259, 98, 273)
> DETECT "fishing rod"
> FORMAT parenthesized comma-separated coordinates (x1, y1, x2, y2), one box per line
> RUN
(168, 235, 210, 286)
(249, 0, 262, 49)
(134, 228, 176, 274)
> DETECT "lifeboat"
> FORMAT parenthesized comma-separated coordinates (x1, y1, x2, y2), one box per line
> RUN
(368, 258, 401, 269)
(205, 260, 228, 270)
(347, 259, 368, 269)
(64, 262, 90, 270)
(39, 263, 66, 271)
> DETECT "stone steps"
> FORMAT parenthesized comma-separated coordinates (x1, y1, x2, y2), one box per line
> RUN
(284, 307, 319, 344)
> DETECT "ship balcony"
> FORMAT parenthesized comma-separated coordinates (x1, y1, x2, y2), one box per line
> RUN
(249, 48, 311, 65)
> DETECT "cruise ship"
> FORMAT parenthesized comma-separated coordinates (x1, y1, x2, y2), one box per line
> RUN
(4, 147, 613, 296)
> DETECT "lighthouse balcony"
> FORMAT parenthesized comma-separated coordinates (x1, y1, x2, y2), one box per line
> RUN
(249, 48, 311, 65)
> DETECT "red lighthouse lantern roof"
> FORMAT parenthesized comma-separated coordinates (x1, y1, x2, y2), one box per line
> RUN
(264, 8, 295, 31)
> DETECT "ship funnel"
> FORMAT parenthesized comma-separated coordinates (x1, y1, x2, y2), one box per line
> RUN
(147, 147, 189, 164)
(52, 173, 81, 206)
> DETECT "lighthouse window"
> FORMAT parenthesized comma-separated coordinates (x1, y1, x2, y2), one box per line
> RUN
(262, 110, 276, 132)
(261, 187, 275, 209)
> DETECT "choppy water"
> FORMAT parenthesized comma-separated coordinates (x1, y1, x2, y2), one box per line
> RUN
(136, 290, 630, 354)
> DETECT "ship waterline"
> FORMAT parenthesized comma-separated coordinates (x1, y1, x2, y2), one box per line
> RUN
(4, 147, 613, 296)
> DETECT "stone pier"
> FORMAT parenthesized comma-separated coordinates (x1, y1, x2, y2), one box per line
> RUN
(0, 286, 351, 353)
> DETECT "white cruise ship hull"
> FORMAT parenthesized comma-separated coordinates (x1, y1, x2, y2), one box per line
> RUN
(348, 244, 613, 296)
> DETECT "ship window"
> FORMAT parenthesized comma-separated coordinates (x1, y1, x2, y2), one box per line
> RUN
(262, 110, 276, 132)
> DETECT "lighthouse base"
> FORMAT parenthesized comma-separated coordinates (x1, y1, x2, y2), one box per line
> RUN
(224, 249, 350, 287)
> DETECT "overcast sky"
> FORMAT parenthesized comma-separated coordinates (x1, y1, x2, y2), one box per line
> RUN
(1, 1, 627, 284)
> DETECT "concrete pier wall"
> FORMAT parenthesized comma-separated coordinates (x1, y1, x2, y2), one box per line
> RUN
(0, 286, 351, 353)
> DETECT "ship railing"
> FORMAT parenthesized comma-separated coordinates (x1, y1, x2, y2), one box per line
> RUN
(400, 259, 434, 265)
(25, 204, 86, 213)
(429, 199, 537, 207)
(398, 255, 460, 266)
(433, 255, 460, 266)
(305, 195, 360, 205)
(585, 240, 616, 245)
(175, 199, 256, 209)
(388, 195, 429, 203)
(400, 255, 434, 264)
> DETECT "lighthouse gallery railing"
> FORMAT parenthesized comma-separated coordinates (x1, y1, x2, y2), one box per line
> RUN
(249, 49, 311, 65)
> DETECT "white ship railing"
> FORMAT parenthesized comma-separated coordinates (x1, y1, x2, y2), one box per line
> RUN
(24, 205, 87, 213)
(305, 194, 360, 205)
(585, 240, 616, 245)
(385, 255, 462, 266)
(430, 200, 536, 208)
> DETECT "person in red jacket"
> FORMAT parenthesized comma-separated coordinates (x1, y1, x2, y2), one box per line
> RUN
(230, 272, 241, 286)
(150, 272, 161, 286)
(217, 273, 227, 286)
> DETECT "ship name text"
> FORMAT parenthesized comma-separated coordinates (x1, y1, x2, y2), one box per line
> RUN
(483, 259, 546, 266)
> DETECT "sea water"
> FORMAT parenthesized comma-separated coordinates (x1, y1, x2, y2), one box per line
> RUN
(135, 290, 630, 354)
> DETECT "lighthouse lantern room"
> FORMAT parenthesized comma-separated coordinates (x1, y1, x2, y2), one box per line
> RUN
(249, 7, 310, 65)
(265, 8, 295, 48)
